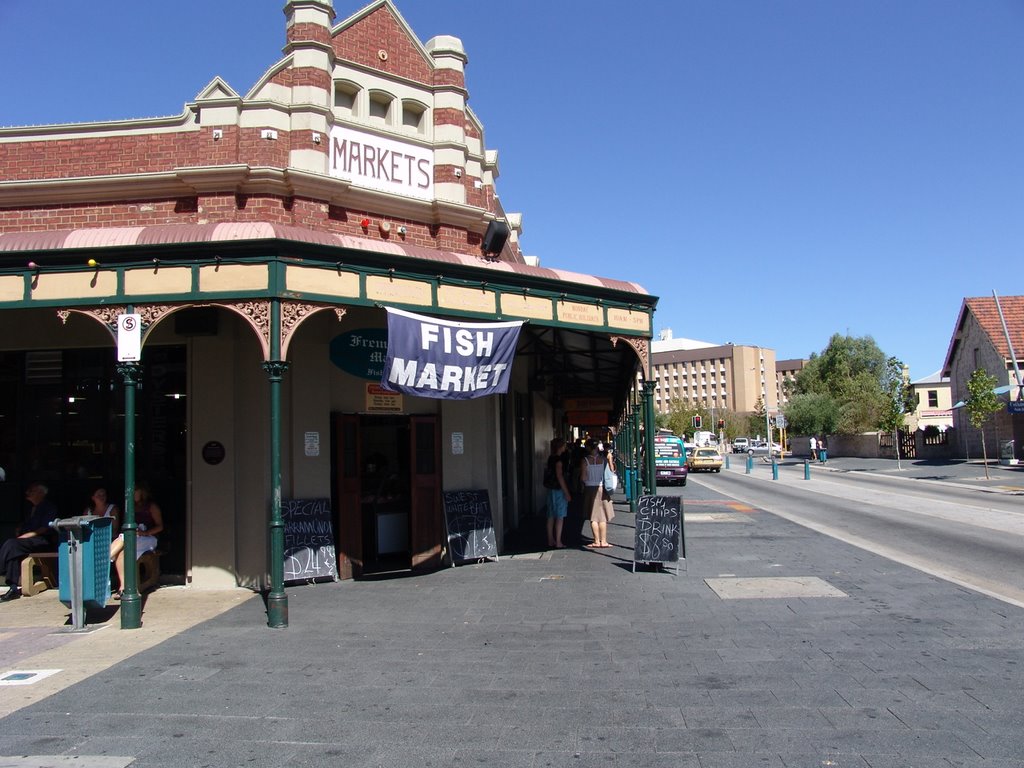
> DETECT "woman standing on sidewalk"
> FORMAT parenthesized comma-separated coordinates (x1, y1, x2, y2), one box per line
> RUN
(580, 440, 615, 548)
(543, 437, 571, 548)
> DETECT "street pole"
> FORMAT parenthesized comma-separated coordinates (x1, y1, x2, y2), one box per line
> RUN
(264, 298, 289, 629)
(116, 358, 141, 630)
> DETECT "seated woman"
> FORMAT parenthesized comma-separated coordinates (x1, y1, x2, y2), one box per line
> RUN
(109, 483, 164, 598)
(86, 487, 120, 534)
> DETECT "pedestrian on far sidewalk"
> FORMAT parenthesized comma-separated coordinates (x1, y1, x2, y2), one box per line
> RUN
(809, 436, 817, 460)
(818, 437, 827, 464)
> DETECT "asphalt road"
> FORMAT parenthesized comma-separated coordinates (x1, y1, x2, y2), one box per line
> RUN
(687, 462, 1024, 609)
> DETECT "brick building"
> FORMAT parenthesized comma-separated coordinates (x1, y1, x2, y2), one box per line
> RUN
(650, 333, 805, 419)
(942, 295, 1024, 461)
(0, 0, 657, 614)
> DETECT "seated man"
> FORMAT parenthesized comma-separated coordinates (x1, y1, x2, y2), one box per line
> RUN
(1, 483, 60, 602)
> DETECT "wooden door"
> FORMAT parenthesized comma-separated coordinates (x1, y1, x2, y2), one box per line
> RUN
(409, 415, 442, 570)
(333, 413, 362, 579)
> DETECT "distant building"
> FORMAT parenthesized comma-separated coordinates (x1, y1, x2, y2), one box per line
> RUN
(906, 371, 953, 433)
(941, 295, 1024, 460)
(651, 334, 780, 416)
(775, 358, 806, 408)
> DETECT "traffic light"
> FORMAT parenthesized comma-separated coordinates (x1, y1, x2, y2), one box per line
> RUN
(717, 419, 725, 429)
(692, 415, 702, 430)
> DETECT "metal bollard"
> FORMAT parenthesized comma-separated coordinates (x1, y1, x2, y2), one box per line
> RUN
(804, 459, 811, 480)
(745, 455, 752, 474)
(772, 459, 779, 480)
(725, 454, 730, 470)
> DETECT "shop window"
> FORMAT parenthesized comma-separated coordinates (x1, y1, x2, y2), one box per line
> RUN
(334, 81, 360, 118)
(368, 90, 393, 126)
(401, 100, 427, 134)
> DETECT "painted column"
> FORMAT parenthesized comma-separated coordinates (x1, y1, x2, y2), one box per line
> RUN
(264, 299, 290, 628)
(642, 381, 657, 496)
(116, 359, 141, 629)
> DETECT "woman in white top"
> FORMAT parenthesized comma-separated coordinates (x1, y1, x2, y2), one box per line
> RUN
(86, 487, 120, 535)
(578, 439, 615, 548)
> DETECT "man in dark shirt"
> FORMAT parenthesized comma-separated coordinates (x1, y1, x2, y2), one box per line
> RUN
(1, 483, 60, 601)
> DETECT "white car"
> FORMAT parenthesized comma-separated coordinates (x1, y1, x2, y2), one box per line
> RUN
(747, 441, 782, 458)
(731, 437, 750, 454)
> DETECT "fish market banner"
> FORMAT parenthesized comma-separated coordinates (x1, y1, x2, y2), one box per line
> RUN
(382, 307, 524, 400)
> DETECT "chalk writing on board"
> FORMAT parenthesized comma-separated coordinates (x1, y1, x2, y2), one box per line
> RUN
(442, 489, 498, 564)
(283, 498, 338, 581)
(633, 495, 683, 565)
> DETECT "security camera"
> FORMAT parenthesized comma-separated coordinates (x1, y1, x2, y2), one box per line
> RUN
(454, 168, 463, 178)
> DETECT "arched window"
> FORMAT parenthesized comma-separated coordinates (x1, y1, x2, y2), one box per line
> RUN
(368, 90, 394, 126)
(333, 81, 360, 118)
(401, 100, 427, 134)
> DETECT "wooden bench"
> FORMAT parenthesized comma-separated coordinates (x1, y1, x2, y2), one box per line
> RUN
(21, 549, 162, 597)
(138, 550, 162, 593)
(20, 552, 59, 597)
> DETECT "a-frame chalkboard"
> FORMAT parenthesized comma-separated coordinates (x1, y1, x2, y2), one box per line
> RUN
(633, 494, 684, 574)
(282, 498, 338, 583)
(442, 489, 499, 566)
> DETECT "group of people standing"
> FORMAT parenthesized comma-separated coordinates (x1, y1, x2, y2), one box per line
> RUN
(543, 437, 617, 550)
(808, 436, 828, 464)
(0, 482, 163, 602)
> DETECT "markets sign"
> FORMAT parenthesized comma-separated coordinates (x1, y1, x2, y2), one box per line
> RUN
(329, 125, 433, 201)
(382, 307, 523, 400)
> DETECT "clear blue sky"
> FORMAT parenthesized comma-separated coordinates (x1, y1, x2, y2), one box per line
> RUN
(2, 1, 1022, 380)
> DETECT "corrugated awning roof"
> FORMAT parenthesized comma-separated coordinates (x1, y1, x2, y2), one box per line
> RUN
(0, 222, 650, 297)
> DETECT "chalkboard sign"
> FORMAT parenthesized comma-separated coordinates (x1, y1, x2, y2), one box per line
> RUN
(442, 489, 498, 566)
(282, 498, 337, 582)
(633, 495, 683, 572)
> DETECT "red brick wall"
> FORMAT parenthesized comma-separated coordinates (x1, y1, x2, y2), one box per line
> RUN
(332, 6, 432, 84)
(287, 22, 332, 48)
(0, 4, 515, 258)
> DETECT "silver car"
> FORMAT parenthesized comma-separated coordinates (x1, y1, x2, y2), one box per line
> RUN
(747, 441, 782, 458)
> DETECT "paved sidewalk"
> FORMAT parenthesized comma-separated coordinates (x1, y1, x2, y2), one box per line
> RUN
(735, 455, 1024, 494)
(2, 490, 1022, 767)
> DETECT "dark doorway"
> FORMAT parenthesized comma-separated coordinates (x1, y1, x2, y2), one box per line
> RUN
(0, 347, 187, 577)
(333, 413, 441, 579)
(360, 416, 411, 574)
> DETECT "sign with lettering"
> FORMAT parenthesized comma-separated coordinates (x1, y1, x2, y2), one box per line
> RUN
(365, 383, 403, 413)
(117, 313, 141, 362)
(330, 328, 388, 380)
(382, 307, 523, 399)
(282, 498, 337, 583)
(563, 397, 613, 411)
(442, 489, 498, 565)
(633, 495, 683, 570)
(329, 125, 433, 201)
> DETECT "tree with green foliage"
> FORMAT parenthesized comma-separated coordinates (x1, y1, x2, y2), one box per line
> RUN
(785, 333, 892, 434)
(877, 357, 916, 469)
(783, 392, 840, 436)
(964, 368, 1002, 480)
(747, 396, 768, 440)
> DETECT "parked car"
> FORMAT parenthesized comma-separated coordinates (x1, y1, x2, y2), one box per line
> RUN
(731, 437, 750, 454)
(747, 441, 783, 458)
(688, 447, 723, 472)
(653, 431, 688, 486)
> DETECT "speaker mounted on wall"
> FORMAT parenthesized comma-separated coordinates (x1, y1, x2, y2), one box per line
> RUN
(481, 220, 510, 256)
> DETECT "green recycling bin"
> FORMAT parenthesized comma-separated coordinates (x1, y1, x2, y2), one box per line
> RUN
(57, 515, 113, 615)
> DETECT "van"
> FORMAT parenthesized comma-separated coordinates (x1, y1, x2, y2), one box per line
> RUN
(693, 430, 716, 446)
(653, 431, 688, 487)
